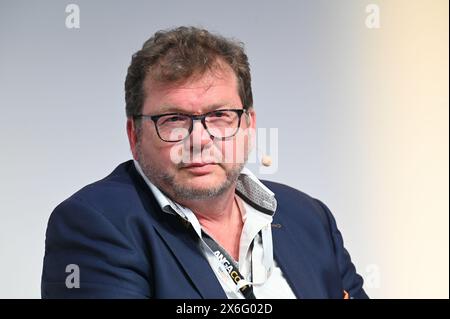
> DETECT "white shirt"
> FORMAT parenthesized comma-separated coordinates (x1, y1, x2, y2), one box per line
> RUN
(134, 160, 296, 299)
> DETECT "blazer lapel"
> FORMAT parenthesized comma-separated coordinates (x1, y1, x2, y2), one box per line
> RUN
(152, 218, 227, 299)
(272, 206, 326, 299)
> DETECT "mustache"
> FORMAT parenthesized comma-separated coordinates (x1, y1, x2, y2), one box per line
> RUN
(177, 160, 223, 169)
(169, 138, 250, 166)
(175, 143, 224, 167)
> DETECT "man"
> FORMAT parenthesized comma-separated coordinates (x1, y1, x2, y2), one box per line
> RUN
(41, 26, 368, 299)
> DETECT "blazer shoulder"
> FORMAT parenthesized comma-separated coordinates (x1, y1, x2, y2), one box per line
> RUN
(261, 180, 314, 201)
(50, 161, 155, 226)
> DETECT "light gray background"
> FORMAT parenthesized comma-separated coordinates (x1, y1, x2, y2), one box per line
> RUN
(0, 0, 448, 298)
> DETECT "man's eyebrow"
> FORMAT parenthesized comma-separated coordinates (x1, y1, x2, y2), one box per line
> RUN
(157, 103, 234, 114)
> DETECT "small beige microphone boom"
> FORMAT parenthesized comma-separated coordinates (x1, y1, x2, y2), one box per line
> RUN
(261, 154, 272, 167)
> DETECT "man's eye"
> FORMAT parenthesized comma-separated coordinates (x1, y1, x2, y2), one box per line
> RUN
(168, 116, 184, 122)
(161, 116, 187, 124)
(210, 111, 228, 118)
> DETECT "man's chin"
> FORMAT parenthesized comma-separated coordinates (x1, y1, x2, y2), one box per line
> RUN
(176, 174, 225, 191)
(169, 171, 232, 200)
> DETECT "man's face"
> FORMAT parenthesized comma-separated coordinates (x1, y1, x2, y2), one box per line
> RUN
(127, 64, 255, 202)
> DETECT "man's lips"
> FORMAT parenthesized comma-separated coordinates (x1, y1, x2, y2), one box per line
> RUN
(182, 162, 216, 168)
(180, 162, 218, 175)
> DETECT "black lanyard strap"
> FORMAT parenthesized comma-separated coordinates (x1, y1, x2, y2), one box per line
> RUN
(201, 230, 256, 299)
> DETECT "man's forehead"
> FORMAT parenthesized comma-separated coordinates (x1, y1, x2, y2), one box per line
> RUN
(143, 68, 240, 114)
(146, 64, 236, 89)
(147, 78, 220, 94)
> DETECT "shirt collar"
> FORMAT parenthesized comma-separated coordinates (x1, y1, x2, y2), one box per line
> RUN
(236, 167, 277, 215)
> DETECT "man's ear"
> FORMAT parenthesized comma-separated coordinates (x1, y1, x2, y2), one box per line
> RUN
(245, 107, 256, 152)
(247, 107, 256, 129)
(126, 118, 138, 160)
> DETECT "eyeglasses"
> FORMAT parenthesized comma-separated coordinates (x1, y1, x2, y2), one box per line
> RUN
(134, 108, 247, 142)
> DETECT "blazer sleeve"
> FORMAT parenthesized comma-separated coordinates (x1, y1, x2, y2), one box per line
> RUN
(41, 197, 151, 298)
(315, 199, 369, 299)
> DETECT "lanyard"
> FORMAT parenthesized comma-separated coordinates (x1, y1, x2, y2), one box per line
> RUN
(201, 230, 256, 299)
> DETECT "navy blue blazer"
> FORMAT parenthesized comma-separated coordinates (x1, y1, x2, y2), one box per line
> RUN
(41, 161, 368, 299)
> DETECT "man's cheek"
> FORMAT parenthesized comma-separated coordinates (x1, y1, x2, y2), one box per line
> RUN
(215, 141, 231, 164)
(218, 142, 236, 164)
(169, 143, 184, 165)
(230, 133, 249, 164)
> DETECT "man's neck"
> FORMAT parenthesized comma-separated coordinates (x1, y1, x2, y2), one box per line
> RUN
(177, 186, 244, 260)
(180, 186, 236, 222)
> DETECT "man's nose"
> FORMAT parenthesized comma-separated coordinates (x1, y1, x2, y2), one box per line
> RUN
(189, 120, 212, 149)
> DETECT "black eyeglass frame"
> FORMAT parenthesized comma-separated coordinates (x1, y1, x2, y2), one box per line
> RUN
(133, 108, 248, 142)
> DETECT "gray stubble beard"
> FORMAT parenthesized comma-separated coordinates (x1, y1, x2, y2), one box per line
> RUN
(136, 142, 246, 201)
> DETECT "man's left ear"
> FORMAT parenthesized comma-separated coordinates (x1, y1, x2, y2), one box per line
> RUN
(246, 107, 256, 128)
(245, 108, 256, 151)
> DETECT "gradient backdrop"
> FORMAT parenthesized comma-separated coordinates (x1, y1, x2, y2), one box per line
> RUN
(0, 0, 448, 298)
